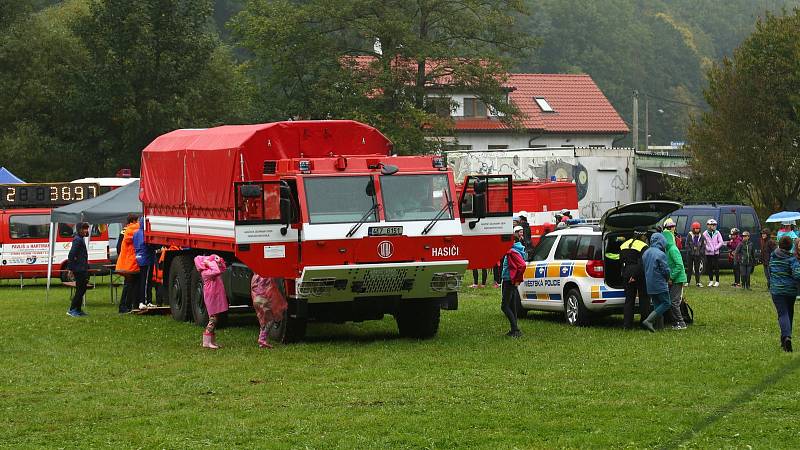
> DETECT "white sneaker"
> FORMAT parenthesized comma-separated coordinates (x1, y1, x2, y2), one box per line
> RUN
(708, 281, 713, 287)
(696, 283, 703, 288)
(713, 281, 720, 287)
(138, 302, 147, 310)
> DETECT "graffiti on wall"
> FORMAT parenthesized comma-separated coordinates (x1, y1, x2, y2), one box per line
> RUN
(448, 151, 590, 201)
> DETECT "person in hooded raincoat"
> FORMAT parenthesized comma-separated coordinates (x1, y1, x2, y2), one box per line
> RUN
(500, 226, 527, 337)
(250, 275, 288, 349)
(194, 254, 228, 349)
(641, 233, 672, 332)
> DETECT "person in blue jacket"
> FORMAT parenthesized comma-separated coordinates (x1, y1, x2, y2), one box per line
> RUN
(769, 236, 800, 352)
(133, 216, 156, 308)
(641, 233, 672, 332)
(66, 223, 91, 317)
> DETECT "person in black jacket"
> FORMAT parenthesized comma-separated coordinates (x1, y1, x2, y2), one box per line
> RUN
(67, 222, 90, 317)
(620, 227, 650, 329)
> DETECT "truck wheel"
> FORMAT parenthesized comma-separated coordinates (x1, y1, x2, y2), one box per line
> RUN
(190, 270, 209, 327)
(564, 288, 591, 326)
(168, 255, 192, 322)
(395, 300, 441, 339)
(270, 309, 307, 343)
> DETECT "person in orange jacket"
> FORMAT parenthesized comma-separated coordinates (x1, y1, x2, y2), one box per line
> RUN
(116, 214, 141, 313)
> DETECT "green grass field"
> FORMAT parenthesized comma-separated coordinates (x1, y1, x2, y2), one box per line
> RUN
(2, 272, 799, 449)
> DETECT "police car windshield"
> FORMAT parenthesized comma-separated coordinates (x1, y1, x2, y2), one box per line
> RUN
(304, 176, 377, 224)
(381, 174, 453, 222)
(530, 235, 557, 261)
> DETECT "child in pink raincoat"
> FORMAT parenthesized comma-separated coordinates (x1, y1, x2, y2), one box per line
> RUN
(194, 254, 228, 349)
(250, 275, 288, 349)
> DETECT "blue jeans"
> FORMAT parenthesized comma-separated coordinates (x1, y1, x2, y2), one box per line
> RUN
(771, 294, 796, 338)
(650, 291, 672, 318)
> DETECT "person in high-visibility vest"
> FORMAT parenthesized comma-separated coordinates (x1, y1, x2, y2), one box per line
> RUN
(620, 227, 650, 329)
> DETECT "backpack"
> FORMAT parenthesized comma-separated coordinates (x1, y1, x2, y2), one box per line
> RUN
(663, 296, 694, 325)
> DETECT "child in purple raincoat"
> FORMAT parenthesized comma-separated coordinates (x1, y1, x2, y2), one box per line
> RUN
(194, 254, 228, 349)
(251, 275, 288, 349)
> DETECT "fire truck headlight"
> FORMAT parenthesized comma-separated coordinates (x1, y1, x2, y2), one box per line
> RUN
(430, 272, 461, 292)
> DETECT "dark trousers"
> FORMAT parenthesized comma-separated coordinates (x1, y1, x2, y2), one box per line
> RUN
(139, 264, 153, 304)
(705, 255, 720, 281)
(733, 263, 740, 285)
(492, 263, 501, 285)
(472, 269, 487, 285)
(764, 263, 771, 289)
(771, 294, 796, 338)
(623, 279, 650, 329)
(70, 271, 88, 312)
(687, 255, 703, 284)
(740, 265, 752, 289)
(119, 273, 141, 312)
(501, 280, 520, 332)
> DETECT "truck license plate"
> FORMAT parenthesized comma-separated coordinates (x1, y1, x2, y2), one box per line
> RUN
(368, 226, 403, 236)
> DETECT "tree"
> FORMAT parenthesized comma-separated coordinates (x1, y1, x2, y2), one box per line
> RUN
(70, 0, 252, 175)
(231, 0, 536, 154)
(687, 10, 800, 217)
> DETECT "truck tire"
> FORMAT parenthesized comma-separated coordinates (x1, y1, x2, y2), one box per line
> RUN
(190, 270, 209, 327)
(563, 288, 591, 326)
(270, 310, 307, 343)
(395, 300, 441, 339)
(168, 255, 192, 322)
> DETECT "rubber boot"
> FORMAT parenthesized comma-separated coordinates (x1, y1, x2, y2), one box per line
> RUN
(258, 323, 274, 349)
(641, 311, 657, 333)
(202, 332, 220, 349)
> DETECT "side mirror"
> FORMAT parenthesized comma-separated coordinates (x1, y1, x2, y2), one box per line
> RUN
(460, 193, 475, 215)
(279, 182, 294, 235)
(365, 179, 375, 197)
(473, 192, 487, 218)
(473, 179, 487, 194)
(241, 184, 263, 198)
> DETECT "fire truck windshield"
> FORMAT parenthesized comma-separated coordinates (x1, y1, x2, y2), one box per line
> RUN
(304, 176, 377, 224)
(381, 174, 453, 222)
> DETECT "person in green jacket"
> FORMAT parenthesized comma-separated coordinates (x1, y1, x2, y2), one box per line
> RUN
(663, 219, 688, 330)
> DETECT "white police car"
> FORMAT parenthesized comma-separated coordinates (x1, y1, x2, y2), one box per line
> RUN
(518, 201, 682, 326)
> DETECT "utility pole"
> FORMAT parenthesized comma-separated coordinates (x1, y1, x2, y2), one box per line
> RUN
(644, 96, 649, 153)
(632, 90, 639, 151)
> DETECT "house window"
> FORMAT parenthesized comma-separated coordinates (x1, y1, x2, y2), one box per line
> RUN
(488, 144, 508, 150)
(535, 97, 554, 112)
(428, 97, 452, 118)
(560, 144, 575, 148)
(444, 144, 472, 151)
(463, 98, 487, 117)
(588, 145, 607, 149)
(529, 144, 547, 149)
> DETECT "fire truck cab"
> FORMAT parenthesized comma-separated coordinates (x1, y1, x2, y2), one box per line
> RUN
(140, 120, 513, 342)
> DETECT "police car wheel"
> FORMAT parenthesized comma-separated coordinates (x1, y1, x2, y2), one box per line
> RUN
(564, 288, 590, 326)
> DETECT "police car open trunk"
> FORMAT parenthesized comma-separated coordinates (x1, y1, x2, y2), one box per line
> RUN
(600, 201, 683, 289)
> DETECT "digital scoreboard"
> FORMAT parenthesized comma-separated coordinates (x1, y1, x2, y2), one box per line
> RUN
(0, 183, 100, 208)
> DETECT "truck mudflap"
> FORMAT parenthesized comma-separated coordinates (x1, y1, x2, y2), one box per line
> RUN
(296, 260, 468, 303)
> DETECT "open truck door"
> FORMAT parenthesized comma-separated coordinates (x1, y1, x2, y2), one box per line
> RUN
(233, 180, 301, 279)
(457, 175, 513, 269)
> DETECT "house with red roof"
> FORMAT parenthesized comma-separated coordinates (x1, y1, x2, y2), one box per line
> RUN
(438, 73, 629, 150)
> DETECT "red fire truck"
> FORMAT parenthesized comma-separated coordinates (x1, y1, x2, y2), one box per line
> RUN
(140, 120, 512, 341)
(0, 183, 109, 282)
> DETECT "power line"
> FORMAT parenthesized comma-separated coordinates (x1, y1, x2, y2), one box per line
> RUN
(642, 92, 706, 109)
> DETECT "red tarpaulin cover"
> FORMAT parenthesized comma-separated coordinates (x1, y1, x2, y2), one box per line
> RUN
(140, 121, 393, 219)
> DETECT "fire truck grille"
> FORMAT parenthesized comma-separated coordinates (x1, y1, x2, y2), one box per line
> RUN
(361, 268, 408, 293)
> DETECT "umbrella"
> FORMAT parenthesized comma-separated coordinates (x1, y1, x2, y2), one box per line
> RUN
(765, 211, 800, 223)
